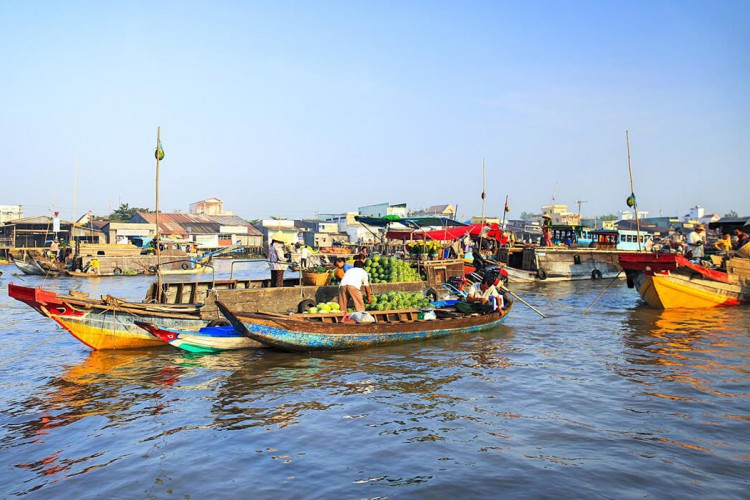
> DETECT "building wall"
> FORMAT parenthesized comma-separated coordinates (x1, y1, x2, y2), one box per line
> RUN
(189, 199, 225, 216)
(359, 203, 390, 218)
(0, 205, 23, 224)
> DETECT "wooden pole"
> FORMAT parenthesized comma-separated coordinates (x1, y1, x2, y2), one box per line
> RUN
(155, 126, 162, 302)
(478, 158, 486, 255)
(626, 130, 642, 251)
(501, 194, 509, 229)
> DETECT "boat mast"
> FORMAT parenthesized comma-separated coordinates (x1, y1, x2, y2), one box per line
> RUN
(501, 194, 509, 230)
(626, 130, 642, 251)
(72, 156, 78, 260)
(155, 127, 163, 302)
(479, 158, 486, 252)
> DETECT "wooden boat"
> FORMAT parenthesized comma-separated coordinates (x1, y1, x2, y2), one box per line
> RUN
(8, 283, 213, 350)
(135, 322, 262, 353)
(7, 273, 443, 350)
(619, 253, 750, 308)
(216, 301, 512, 352)
(11, 253, 48, 276)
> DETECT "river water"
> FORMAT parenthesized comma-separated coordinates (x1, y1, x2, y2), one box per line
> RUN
(0, 261, 748, 498)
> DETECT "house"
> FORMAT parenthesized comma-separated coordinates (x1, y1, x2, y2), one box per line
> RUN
(130, 212, 262, 249)
(0, 205, 23, 224)
(0, 215, 104, 251)
(358, 202, 408, 218)
(542, 204, 581, 226)
(320, 212, 376, 244)
(296, 219, 349, 248)
(189, 198, 233, 216)
(258, 219, 299, 246)
(421, 204, 456, 218)
(100, 222, 156, 245)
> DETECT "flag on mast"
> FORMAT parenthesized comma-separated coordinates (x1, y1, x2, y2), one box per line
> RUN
(155, 140, 165, 161)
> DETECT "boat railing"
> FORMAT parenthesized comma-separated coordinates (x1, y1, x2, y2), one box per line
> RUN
(229, 259, 272, 280)
(152, 258, 216, 282)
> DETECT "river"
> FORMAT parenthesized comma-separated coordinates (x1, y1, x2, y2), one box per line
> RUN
(0, 261, 748, 498)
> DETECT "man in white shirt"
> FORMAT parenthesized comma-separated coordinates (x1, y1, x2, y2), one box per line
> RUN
(338, 261, 373, 313)
(300, 245, 311, 268)
(467, 277, 504, 313)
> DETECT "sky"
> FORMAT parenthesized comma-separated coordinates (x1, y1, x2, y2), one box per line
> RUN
(1, 0, 748, 222)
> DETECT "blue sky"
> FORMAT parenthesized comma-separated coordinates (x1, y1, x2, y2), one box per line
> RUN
(1, 1, 748, 221)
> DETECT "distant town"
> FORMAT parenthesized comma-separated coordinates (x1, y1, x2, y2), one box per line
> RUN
(0, 198, 745, 253)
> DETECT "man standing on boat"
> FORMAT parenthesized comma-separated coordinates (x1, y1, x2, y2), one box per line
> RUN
(338, 260, 373, 313)
(686, 224, 706, 259)
(269, 233, 288, 287)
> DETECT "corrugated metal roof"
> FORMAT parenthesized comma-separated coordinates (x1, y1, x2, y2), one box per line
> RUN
(134, 212, 262, 236)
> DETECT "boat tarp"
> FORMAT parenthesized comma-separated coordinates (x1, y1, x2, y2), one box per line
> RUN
(355, 216, 467, 228)
(387, 222, 504, 241)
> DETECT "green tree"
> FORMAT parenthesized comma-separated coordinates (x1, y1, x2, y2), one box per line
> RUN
(724, 210, 739, 218)
(520, 211, 535, 221)
(108, 203, 152, 221)
(599, 214, 618, 221)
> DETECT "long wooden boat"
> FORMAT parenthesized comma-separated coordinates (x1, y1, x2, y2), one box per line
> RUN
(619, 253, 750, 308)
(8, 283, 212, 350)
(8, 274, 442, 350)
(135, 322, 262, 353)
(216, 301, 512, 352)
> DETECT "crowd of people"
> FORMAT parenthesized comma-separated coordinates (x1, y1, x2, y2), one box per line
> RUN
(652, 225, 749, 261)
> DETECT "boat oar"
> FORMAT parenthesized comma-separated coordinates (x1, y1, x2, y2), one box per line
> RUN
(581, 270, 623, 315)
(498, 284, 546, 318)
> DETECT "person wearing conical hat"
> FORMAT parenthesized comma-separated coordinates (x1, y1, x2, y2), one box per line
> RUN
(686, 224, 705, 259)
(269, 232, 288, 287)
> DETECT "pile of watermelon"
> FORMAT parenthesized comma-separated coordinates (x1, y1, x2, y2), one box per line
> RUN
(365, 291, 431, 311)
(364, 255, 422, 283)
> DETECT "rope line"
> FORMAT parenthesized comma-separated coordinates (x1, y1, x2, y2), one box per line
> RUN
(0, 331, 67, 367)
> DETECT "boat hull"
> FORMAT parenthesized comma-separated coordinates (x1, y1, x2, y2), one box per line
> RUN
(136, 323, 262, 353)
(47, 311, 210, 350)
(620, 253, 749, 309)
(218, 301, 511, 352)
(8, 283, 211, 350)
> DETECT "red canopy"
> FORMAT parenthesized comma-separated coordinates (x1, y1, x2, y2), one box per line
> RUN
(387, 222, 503, 242)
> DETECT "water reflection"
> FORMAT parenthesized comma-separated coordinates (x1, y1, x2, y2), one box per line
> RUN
(3, 351, 185, 443)
(617, 306, 750, 402)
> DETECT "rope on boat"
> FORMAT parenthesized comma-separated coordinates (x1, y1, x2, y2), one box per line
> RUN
(0, 331, 67, 367)
(581, 270, 623, 315)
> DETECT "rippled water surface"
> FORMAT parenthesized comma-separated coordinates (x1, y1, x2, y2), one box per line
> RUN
(1, 262, 748, 498)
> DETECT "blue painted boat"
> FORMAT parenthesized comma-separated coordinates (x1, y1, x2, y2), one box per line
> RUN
(216, 301, 512, 352)
(135, 322, 262, 353)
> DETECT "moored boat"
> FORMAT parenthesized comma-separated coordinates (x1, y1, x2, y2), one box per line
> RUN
(136, 322, 262, 353)
(216, 300, 512, 352)
(11, 253, 48, 276)
(619, 253, 750, 308)
(8, 265, 452, 350)
(8, 283, 211, 349)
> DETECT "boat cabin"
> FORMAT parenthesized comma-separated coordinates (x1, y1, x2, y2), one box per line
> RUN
(549, 225, 586, 246)
(617, 230, 653, 251)
(589, 230, 619, 250)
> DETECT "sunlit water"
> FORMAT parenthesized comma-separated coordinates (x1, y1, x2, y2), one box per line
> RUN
(1, 261, 748, 498)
